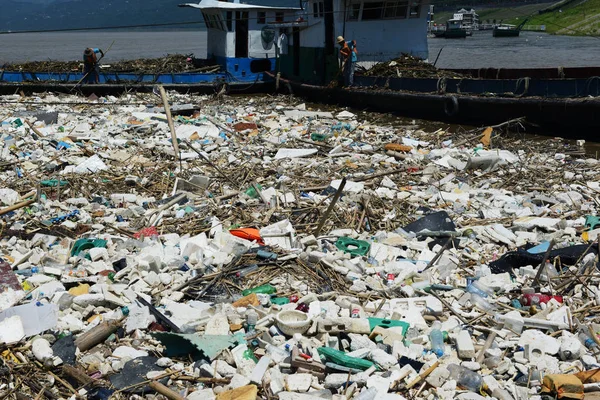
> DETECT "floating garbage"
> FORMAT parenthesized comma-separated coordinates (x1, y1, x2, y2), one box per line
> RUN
(0, 89, 598, 399)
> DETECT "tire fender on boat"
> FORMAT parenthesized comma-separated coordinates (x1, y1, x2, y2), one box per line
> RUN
(444, 96, 459, 117)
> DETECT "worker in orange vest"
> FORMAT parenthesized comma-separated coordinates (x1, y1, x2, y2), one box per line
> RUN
(337, 36, 358, 87)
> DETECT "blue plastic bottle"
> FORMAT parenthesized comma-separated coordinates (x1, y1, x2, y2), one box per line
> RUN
(429, 321, 445, 357)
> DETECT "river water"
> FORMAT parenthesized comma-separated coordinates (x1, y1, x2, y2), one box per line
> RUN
(429, 30, 600, 69)
(1, 30, 600, 68)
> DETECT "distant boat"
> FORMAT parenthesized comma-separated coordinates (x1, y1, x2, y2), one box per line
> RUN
(493, 18, 529, 37)
(433, 19, 467, 38)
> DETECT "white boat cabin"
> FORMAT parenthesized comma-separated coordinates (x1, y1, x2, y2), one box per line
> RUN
(277, 0, 430, 84)
(179, 0, 301, 80)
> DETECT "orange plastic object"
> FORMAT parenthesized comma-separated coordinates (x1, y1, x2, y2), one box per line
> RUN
(384, 143, 413, 152)
(229, 228, 264, 245)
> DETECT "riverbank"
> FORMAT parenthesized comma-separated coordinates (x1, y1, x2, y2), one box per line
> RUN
(436, 0, 600, 36)
(509, 0, 600, 35)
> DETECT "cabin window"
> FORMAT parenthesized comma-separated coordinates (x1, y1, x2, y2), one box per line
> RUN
(362, 2, 384, 20)
(384, 1, 408, 19)
(257, 11, 266, 24)
(203, 12, 227, 31)
(275, 12, 284, 22)
(313, 1, 325, 18)
(409, 0, 421, 18)
(226, 11, 233, 31)
(348, 3, 361, 20)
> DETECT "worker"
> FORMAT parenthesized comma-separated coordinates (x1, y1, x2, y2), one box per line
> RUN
(337, 36, 357, 87)
(83, 48, 104, 84)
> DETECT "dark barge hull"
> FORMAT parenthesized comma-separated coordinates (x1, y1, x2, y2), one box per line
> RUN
(276, 77, 600, 138)
(0, 81, 271, 96)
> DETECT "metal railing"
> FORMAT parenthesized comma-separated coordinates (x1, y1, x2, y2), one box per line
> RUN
(522, 24, 547, 31)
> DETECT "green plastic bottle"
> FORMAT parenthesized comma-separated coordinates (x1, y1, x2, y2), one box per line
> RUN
(242, 284, 276, 296)
(271, 297, 290, 306)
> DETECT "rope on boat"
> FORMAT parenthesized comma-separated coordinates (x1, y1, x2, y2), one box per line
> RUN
(456, 78, 464, 94)
(436, 77, 447, 94)
(443, 96, 459, 117)
(515, 77, 530, 98)
(585, 76, 600, 97)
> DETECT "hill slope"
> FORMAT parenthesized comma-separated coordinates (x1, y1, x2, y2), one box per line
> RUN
(510, 0, 600, 34)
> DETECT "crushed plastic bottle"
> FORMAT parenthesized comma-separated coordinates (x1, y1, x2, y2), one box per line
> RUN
(447, 363, 486, 392)
(465, 280, 493, 298)
(429, 321, 444, 357)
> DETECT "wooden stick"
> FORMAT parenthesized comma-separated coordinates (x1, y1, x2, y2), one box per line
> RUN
(149, 381, 185, 400)
(314, 177, 346, 237)
(422, 238, 452, 272)
(0, 198, 36, 216)
(476, 331, 497, 364)
(407, 360, 440, 389)
(62, 365, 95, 387)
(74, 320, 120, 351)
(158, 86, 181, 165)
(25, 120, 46, 138)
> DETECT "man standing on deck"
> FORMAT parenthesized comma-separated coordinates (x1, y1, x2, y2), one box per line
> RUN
(337, 36, 357, 87)
(83, 48, 104, 84)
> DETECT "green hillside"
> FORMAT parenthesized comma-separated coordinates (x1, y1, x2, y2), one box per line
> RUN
(507, 0, 600, 34)
(433, 0, 600, 35)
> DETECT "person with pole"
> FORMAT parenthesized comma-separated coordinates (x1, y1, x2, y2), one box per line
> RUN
(337, 36, 357, 87)
(83, 48, 104, 84)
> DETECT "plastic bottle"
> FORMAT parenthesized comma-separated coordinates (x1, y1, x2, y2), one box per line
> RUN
(266, 343, 291, 363)
(463, 228, 477, 239)
(470, 293, 496, 313)
(237, 264, 259, 278)
(354, 387, 378, 400)
(465, 280, 493, 298)
(256, 250, 277, 261)
(15, 267, 39, 277)
(242, 284, 276, 296)
(108, 306, 130, 321)
(447, 364, 485, 392)
(429, 321, 445, 357)
(578, 330, 599, 349)
(246, 309, 258, 332)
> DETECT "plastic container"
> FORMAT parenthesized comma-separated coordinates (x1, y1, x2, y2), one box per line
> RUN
(368, 318, 410, 336)
(317, 347, 375, 371)
(266, 343, 291, 363)
(236, 264, 258, 278)
(465, 280, 493, 298)
(275, 310, 312, 335)
(447, 363, 485, 392)
(470, 293, 496, 313)
(429, 321, 444, 357)
(521, 293, 563, 306)
(335, 237, 370, 257)
(246, 309, 258, 332)
(354, 388, 378, 400)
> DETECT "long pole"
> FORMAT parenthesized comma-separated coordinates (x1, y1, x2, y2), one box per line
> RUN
(433, 46, 444, 67)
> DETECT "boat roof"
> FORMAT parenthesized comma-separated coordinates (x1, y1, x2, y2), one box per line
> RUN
(179, 0, 300, 11)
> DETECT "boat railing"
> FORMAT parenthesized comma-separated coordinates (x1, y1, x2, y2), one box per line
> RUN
(522, 25, 547, 31)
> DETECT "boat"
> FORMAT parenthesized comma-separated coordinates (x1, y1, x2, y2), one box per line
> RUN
(432, 20, 468, 38)
(0, 0, 304, 93)
(493, 18, 529, 37)
(271, 1, 600, 135)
